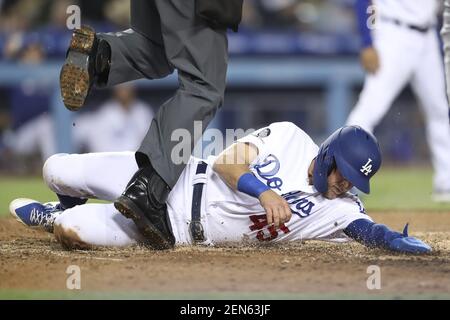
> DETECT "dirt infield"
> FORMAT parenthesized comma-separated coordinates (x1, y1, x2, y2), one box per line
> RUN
(1, 211, 450, 299)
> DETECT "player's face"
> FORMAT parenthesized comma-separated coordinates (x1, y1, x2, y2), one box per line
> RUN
(324, 168, 353, 199)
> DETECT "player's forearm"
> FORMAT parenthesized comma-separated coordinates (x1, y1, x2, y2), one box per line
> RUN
(213, 142, 258, 190)
(213, 162, 252, 190)
(214, 164, 272, 199)
(344, 219, 401, 249)
(344, 218, 431, 254)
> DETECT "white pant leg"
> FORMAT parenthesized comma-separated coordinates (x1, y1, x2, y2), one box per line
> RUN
(410, 31, 450, 190)
(51, 156, 199, 248)
(43, 152, 138, 201)
(346, 24, 417, 131)
(54, 203, 143, 247)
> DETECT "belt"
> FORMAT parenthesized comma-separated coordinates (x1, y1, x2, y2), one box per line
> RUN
(189, 161, 208, 243)
(380, 16, 431, 33)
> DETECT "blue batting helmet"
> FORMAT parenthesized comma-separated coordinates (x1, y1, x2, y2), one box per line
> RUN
(313, 126, 382, 194)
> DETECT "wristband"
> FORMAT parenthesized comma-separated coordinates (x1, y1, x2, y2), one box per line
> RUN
(237, 173, 270, 198)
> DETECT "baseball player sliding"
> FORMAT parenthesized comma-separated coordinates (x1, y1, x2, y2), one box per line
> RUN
(9, 123, 430, 254)
(348, 0, 450, 202)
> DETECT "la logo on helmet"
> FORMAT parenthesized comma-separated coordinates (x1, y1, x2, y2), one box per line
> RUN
(360, 158, 373, 176)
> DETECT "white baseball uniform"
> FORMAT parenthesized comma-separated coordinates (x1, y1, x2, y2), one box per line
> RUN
(44, 122, 371, 247)
(347, 0, 450, 192)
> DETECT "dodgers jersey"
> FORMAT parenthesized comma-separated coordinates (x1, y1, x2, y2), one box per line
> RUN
(193, 122, 372, 246)
(373, 0, 439, 27)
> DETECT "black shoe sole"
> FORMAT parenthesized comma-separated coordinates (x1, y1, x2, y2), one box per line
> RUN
(114, 196, 173, 250)
(60, 26, 96, 111)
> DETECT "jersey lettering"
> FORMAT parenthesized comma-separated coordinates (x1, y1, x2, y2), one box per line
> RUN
(283, 191, 316, 218)
(249, 214, 290, 242)
(254, 154, 283, 191)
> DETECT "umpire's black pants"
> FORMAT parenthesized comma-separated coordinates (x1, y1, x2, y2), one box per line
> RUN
(97, 0, 228, 188)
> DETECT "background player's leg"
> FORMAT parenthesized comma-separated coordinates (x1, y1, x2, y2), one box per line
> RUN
(96, 0, 173, 86)
(8, 115, 55, 160)
(346, 25, 416, 131)
(54, 203, 143, 248)
(410, 31, 450, 193)
(442, 0, 450, 103)
(137, 0, 228, 187)
(43, 152, 138, 202)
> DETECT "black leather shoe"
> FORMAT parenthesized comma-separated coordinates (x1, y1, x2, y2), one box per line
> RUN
(60, 25, 111, 111)
(114, 166, 175, 250)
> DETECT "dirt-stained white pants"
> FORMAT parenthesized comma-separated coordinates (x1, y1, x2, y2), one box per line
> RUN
(43, 152, 194, 248)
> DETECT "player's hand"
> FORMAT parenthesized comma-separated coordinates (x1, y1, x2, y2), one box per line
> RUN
(388, 236, 431, 254)
(388, 223, 432, 254)
(360, 47, 380, 74)
(258, 190, 292, 228)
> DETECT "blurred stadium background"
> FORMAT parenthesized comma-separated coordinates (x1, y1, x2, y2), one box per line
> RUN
(0, 0, 449, 212)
